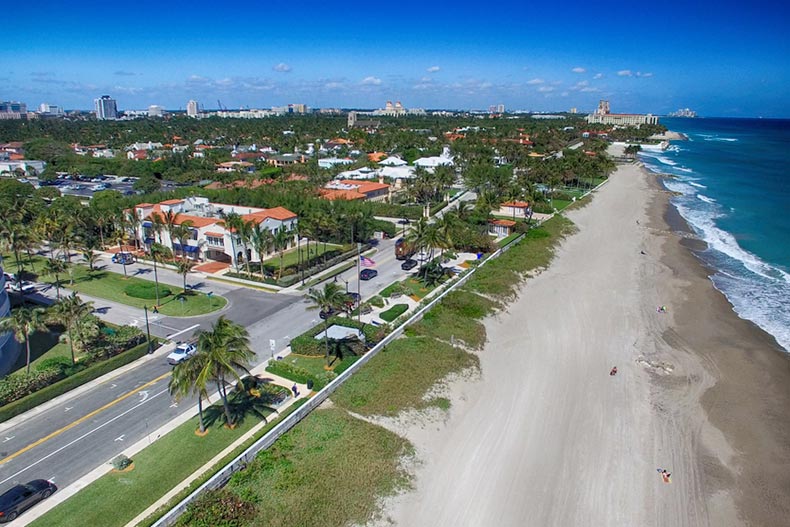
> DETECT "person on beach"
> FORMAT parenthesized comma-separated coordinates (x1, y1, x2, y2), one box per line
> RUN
(610, 366, 618, 376)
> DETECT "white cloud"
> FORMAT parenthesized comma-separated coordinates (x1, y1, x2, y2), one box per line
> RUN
(573, 80, 589, 89)
(526, 78, 545, 85)
(426, 66, 441, 73)
(593, 73, 603, 79)
(617, 70, 633, 77)
(324, 81, 343, 90)
(479, 81, 493, 89)
(538, 85, 554, 92)
(580, 86, 600, 92)
(635, 71, 653, 78)
(273, 63, 292, 73)
(572, 67, 586, 73)
(361, 76, 382, 86)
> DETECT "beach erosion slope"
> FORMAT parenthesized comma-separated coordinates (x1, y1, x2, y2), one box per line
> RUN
(376, 164, 790, 527)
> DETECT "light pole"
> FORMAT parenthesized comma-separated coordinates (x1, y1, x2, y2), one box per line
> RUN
(144, 305, 153, 354)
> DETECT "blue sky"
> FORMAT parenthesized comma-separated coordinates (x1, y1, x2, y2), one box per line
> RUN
(4, 0, 789, 117)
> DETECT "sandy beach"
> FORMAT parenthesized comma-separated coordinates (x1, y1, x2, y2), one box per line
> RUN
(373, 163, 790, 526)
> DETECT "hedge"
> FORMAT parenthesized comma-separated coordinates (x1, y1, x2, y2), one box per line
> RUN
(0, 340, 158, 424)
(379, 303, 409, 322)
(124, 282, 172, 300)
(369, 202, 422, 220)
(265, 361, 337, 391)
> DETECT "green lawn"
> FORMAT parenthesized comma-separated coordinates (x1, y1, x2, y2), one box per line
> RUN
(379, 303, 409, 322)
(496, 232, 521, 247)
(262, 242, 343, 269)
(29, 408, 270, 527)
(281, 354, 358, 376)
(379, 277, 437, 300)
(37, 264, 227, 317)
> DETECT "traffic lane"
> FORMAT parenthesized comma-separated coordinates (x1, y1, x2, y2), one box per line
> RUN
(0, 372, 180, 489)
(0, 361, 174, 470)
(245, 298, 318, 358)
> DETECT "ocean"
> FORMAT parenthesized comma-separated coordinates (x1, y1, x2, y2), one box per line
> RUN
(638, 117, 790, 352)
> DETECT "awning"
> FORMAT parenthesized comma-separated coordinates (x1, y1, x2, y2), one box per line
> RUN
(183, 245, 199, 253)
(144, 238, 155, 244)
(142, 221, 152, 227)
(172, 243, 182, 250)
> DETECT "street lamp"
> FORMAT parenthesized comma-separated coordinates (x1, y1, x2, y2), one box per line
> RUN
(143, 305, 153, 354)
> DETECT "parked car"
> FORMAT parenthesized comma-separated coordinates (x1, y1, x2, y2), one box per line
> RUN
(345, 292, 361, 306)
(400, 259, 418, 271)
(319, 307, 337, 320)
(166, 342, 198, 365)
(0, 479, 57, 522)
(111, 252, 135, 265)
(6, 281, 36, 294)
(360, 269, 378, 281)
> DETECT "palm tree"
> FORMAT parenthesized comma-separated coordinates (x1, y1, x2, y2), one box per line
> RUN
(273, 228, 290, 279)
(43, 258, 68, 300)
(126, 211, 142, 250)
(218, 211, 243, 273)
(0, 218, 27, 278)
(162, 210, 181, 255)
(83, 249, 100, 273)
(238, 219, 256, 277)
(193, 316, 254, 427)
(306, 282, 347, 366)
(49, 292, 94, 364)
(176, 259, 196, 292)
(169, 352, 211, 434)
(147, 212, 165, 247)
(0, 306, 48, 373)
(149, 244, 166, 307)
(406, 217, 430, 260)
(249, 223, 274, 280)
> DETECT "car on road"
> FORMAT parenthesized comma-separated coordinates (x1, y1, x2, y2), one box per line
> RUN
(111, 252, 135, 265)
(166, 342, 198, 365)
(400, 259, 418, 271)
(360, 269, 378, 281)
(0, 479, 57, 522)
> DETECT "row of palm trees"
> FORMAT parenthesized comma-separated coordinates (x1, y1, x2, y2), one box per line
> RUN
(168, 316, 255, 432)
(0, 292, 95, 374)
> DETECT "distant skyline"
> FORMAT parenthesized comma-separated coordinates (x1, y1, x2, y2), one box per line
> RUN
(3, 0, 789, 117)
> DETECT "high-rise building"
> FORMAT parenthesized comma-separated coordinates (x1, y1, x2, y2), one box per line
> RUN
(148, 105, 165, 117)
(94, 95, 118, 120)
(187, 100, 199, 117)
(496, 104, 505, 114)
(0, 101, 27, 120)
(38, 103, 64, 115)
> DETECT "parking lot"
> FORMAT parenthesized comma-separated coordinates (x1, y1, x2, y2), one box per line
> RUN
(28, 175, 181, 199)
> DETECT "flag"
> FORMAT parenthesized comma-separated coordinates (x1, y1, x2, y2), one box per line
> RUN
(360, 255, 376, 267)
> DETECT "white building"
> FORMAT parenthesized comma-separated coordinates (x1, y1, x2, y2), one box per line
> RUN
(585, 99, 659, 126)
(132, 197, 298, 268)
(94, 95, 118, 120)
(0, 160, 46, 176)
(187, 100, 199, 117)
(318, 157, 354, 169)
(414, 146, 454, 169)
(38, 103, 64, 115)
(148, 105, 165, 117)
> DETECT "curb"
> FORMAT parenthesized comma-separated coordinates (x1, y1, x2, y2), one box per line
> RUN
(0, 342, 176, 435)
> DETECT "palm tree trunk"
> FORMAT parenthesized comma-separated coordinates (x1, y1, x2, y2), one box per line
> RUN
(218, 378, 234, 426)
(99, 226, 105, 249)
(153, 258, 160, 306)
(25, 336, 31, 374)
(197, 397, 206, 433)
(68, 325, 75, 364)
(55, 275, 61, 300)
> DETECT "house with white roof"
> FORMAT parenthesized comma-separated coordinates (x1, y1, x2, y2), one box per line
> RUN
(414, 146, 454, 169)
(378, 156, 407, 167)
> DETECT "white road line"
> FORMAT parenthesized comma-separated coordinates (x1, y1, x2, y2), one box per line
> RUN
(166, 324, 200, 341)
(0, 388, 168, 486)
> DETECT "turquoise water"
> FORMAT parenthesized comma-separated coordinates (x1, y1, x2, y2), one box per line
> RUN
(639, 117, 790, 351)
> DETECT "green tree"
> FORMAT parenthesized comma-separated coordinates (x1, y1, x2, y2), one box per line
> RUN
(43, 258, 68, 300)
(218, 211, 243, 273)
(0, 306, 48, 373)
(49, 292, 95, 364)
(306, 282, 347, 366)
(169, 352, 211, 434)
(249, 223, 274, 280)
(193, 316, 255, 427)
(176, 259, 196, 292)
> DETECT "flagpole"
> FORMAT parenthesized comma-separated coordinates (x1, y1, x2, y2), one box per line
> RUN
(357, 241, 361, 323)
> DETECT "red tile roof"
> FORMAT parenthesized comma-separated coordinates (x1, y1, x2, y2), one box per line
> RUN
(490, 219, 516, 227)
(336, 179, 389, 194)
(204, 231, 224, 237)
(160, 199, 184, 205)
(319, 188, 365, 201)
(501, 201, 530, 208)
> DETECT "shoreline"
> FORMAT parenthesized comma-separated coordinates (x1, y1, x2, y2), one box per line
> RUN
(372, 162, 790, 526)
(648, 168, 790, 526)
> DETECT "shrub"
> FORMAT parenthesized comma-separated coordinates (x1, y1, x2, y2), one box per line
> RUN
(265, 361, 313, 385)
(124, 282, 172, 300)
(368, 295, 385, 308)
(176, 489, 256, 527)
(0, 369, 64, 406)
(110, 454, 133, 470)
(370, 219, 397, 238)
(36, 356, 85, 377)
(289, 317, 382, 355)
(379, 303, 409, 322)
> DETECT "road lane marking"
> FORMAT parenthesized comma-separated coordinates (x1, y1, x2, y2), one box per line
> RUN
(138, 391, 149, 402)
(0, 387, 169, 486)
(167, 324, 200, 340)
(114, 435, 125, 442)
(0, 371, 171, 466)
(2, 437, 13, 443)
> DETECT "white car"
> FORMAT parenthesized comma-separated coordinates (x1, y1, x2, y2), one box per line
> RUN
(6, 281, 36, 293)
(166, 342, 198, 365)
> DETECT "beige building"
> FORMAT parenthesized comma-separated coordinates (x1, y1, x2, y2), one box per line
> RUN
(586, 99, 659, 126)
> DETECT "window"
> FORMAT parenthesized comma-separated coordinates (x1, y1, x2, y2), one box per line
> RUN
(207, 236, 224, 246)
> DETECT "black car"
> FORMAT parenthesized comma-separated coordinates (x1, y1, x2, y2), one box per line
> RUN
(112, 252, 135, 265)
(319, 307, 336, 320)
(360, 269, 378, 280)
(401, 259, 418, 271)
(0, 480, 57, 522)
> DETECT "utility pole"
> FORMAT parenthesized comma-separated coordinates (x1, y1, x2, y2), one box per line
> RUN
(357, 242, 361, 323)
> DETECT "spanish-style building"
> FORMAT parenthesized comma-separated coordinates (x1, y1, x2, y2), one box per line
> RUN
(131, 197, 297, 268)
(320, 179, 391, 202)
(497, 200, 531, 219)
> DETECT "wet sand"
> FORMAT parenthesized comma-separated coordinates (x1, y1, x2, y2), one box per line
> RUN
(372, 163, 790, 526)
